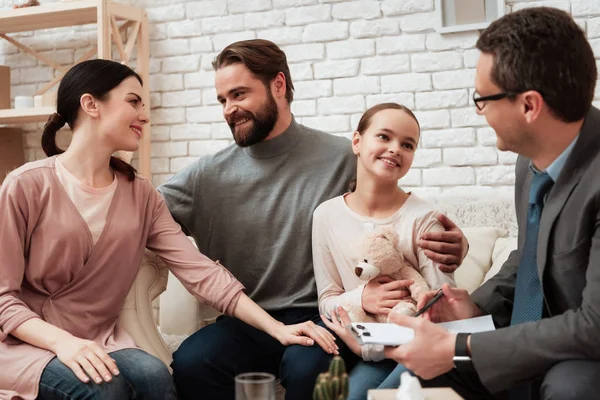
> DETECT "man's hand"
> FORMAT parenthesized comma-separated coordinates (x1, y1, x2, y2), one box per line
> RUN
(272, 320, 339, 355)
(418, 214, 469, 273)
(321, 307, 361, 357)
(362, 276, 413, 316)
(417, 284, 481, 323)
(384, 313, 456, 380)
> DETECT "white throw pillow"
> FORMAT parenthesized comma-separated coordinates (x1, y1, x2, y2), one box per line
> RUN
(482, 236, 518, 284)
(454, 227, 508, 293)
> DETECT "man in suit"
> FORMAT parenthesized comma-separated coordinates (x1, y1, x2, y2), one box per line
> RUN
(383, 7, 600, 400)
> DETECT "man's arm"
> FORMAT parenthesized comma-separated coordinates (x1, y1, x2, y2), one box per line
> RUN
(470, 219, 600, 393)
(469, 247, 520, 328)
(156, 161, 199, 236)
(417, 214, 469, 272)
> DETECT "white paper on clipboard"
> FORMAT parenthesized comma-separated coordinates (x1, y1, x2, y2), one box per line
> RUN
(350, 315, 496, 346)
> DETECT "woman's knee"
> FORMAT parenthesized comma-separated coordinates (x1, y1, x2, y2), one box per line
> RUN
(39, 357, 130, 400)
(39, 375, 131, 400)
(111, 349, 175, 399)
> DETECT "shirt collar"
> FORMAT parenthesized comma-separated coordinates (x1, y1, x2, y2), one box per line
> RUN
(529, 134, 579, 182)
(243, 115, 302, 159)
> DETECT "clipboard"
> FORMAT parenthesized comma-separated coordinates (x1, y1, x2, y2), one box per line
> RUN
(350, 315, 496, 346)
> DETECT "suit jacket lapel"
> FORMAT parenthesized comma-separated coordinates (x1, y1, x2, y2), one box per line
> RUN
(537, 106, 600, 278)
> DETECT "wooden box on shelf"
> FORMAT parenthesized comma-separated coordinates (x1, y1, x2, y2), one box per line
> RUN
(0, 65, 10, 109)
(0, 127, 24, 185)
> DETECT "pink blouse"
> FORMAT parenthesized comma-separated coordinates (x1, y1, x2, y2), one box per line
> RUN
(0, 157, 244, 400)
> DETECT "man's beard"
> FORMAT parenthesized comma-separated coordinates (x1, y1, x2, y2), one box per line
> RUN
(228, 91, 279, 147)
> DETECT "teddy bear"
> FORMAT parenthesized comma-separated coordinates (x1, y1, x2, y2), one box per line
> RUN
(343, 227, 431, 323)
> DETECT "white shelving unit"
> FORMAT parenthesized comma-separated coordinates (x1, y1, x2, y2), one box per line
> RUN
(0, 0, 152, 178)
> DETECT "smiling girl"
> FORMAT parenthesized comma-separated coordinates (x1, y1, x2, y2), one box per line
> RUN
(312, 103, 456, 399)
(0, 59, 337, 400)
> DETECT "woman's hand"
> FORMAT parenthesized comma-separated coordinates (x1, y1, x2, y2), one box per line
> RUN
(53, 335, 119, 384)
(320, 307, 362, 357)
(271, 320, 339, 355)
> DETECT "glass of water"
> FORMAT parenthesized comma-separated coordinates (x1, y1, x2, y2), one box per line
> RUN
(235, 372, 276, 400)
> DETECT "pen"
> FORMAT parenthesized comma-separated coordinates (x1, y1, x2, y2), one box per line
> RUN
(414, 288, 444, 317)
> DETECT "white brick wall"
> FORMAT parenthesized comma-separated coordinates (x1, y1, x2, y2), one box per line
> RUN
(4, 0, 600, 192)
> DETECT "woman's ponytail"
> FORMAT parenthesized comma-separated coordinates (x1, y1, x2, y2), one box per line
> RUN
(41, 113, 66, 157)
(109, 156, 136, 181)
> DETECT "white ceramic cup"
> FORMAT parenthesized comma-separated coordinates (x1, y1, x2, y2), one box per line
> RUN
(14, 95, 34, 109)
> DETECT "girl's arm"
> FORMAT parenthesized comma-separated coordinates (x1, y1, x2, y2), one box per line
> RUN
(145, 189, 337, 354)
(311, 213, 365, 317)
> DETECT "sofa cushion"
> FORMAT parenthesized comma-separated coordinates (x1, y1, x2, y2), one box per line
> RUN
(421, 193, 517, 237)
(454, 227, 508, 293)
(482, 236, 518, 284)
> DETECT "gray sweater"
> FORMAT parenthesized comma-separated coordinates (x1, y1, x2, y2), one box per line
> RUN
(158, 118, 356, 310)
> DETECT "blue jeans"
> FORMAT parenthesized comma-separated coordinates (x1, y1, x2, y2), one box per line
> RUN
(38, 348, 176, 400)
(172, 307, 350, 400)
(347, 359, 399, 400)
(377, 363, 412, 389)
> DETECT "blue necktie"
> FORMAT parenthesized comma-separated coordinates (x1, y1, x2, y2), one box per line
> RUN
(511, 171, 554, 325)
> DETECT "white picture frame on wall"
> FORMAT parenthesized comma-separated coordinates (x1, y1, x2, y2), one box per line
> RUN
(435, 0, 505, 34)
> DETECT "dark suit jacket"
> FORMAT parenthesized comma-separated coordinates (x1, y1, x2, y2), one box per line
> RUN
(469, 106, 600, 393)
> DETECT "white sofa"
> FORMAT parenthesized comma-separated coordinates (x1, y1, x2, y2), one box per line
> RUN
(124, 192, 518, 372)
(153, 192, 516, 344)
(118, 249, 172, 368)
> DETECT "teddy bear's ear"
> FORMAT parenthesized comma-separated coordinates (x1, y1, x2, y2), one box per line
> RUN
(379, 227, 400, 243)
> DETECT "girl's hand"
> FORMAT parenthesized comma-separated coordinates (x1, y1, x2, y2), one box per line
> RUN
(320, 307, 362, 356)
(272, 321, 339, 355)
(53, 335, 119, 384)
(362, 276, 413, 316)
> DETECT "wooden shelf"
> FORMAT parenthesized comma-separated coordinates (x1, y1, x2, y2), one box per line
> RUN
(0, 1, 143, 34)
(0, 107, 55, 124)
(0, 0, 151, 178)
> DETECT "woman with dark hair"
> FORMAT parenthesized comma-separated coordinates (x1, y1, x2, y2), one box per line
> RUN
(0, 59, 337, 400)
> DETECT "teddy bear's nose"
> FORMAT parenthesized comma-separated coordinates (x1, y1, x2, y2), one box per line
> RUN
(355, 266, 363, 277)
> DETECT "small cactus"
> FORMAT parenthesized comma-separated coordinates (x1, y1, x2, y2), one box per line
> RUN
(313, 356, 349, 400)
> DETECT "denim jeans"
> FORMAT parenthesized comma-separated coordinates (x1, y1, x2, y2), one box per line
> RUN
(38, 348, 176, 400)
(347, 359, 399, 400)
(171, 307, 352, 400)
(376, 363, 412, 389)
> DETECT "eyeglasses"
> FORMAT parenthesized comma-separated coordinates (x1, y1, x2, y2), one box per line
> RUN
(472, 91, 520, 111)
